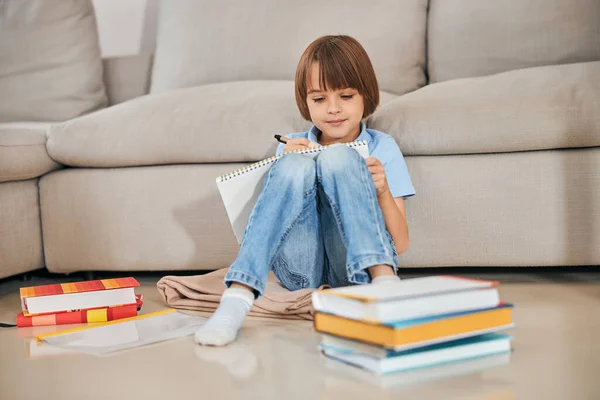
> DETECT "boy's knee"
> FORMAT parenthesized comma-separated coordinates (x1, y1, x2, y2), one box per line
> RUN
(272, 154, 316, 181)
(317, 144, 361, 175)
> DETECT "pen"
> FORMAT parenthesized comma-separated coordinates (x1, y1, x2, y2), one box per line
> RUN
(274, 135, 288, 144)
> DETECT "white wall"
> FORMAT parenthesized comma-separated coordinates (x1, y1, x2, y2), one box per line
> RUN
(92, 0, 158, 57)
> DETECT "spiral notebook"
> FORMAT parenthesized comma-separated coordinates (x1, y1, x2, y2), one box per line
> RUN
(216, 141, 370, 244)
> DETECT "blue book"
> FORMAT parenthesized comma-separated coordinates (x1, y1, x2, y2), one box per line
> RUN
(321, 333, 513, 375)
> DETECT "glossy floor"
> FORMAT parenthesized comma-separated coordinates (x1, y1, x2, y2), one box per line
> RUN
(1, 270, 599, 400)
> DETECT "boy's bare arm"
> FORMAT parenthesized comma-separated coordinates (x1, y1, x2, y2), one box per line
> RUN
(378, 193, 409, 254)
(366, 157, 409, 254)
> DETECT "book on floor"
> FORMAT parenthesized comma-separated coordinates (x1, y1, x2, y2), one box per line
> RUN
(313, 275, 515, 375)
(314, 304, 514, 351)
(322, 351, 511, 389)
(20, 277, 140, 315)
(311, 275, 500, 324)
(16, 294, 143, 327)
(321, 332, 513, 375)
(320, 334, 393, 358)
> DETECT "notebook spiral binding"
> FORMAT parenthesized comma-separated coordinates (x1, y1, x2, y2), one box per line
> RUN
(217, 140, 368, 182)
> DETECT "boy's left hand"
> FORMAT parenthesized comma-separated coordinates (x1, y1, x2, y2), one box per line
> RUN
(366, 157, 389, 197)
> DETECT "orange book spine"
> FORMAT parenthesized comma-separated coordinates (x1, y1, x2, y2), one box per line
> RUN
(17, 300, 142, 327)
(20, 277, 140, 299)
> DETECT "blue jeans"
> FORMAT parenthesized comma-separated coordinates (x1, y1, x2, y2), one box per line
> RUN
(224, 144, 398, 297)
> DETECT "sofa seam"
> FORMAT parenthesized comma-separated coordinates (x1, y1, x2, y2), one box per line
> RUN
(0, 144, 47, 148)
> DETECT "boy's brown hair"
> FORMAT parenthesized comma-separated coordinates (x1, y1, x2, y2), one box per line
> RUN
(295, 35, 380, 121)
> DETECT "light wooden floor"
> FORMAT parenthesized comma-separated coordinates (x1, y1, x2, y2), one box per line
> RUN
(1, 269, 599, 400)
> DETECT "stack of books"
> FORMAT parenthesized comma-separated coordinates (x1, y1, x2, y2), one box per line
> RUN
(311, 276, 514, 375)
(17, 277, 142, 327)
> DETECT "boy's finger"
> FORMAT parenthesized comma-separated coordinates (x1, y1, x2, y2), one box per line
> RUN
(289, 138, 311, 146)
(369, 165, 385, 174)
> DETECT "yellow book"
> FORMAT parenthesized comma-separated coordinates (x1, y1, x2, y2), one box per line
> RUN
(314, 304, 513, 351)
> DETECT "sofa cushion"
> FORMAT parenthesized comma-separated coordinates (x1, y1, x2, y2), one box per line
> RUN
(0, 0, 107, 122)
(0, 123, 61, 183)
(39, 165, 241, 272)
(0, 179, 44, 279)
(151, 0, 427, 96)
(428, 0, 600, 83)
(47, 81, 398, 168)
(369, 62, 600, 156)
(401, 147, 600, 267)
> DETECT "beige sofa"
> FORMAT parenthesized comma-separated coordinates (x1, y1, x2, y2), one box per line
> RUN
(1, 0, 599, 279)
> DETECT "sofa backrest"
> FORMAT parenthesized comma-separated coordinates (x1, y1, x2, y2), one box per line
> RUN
(0, 0, 107, 122)
(149, 0, 428, 96)
(427, 0, 600, 83)
(102, 55, 154, 106)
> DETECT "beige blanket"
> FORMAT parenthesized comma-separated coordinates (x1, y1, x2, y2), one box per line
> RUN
(157, 269, 327, 320)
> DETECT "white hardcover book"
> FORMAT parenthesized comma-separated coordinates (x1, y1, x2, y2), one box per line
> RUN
(216, 141, 369, 244)
(311, 275, 500, 323)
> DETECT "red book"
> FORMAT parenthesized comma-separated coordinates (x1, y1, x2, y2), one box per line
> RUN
(16, 294, 143, 327)
(20, 277, 140, 315)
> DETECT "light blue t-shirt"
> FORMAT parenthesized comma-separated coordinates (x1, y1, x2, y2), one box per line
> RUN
(276, 122, 416, 199)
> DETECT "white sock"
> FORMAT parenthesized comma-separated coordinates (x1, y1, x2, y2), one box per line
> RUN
(372, 275, 401, 284)
(194, 288, 254, 346)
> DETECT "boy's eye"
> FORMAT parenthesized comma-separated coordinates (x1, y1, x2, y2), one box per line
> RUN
(313, 98, 324, 103)
(341, 95, 354, 100)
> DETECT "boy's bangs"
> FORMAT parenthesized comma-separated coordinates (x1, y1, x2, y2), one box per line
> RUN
(309, 51, 361, 93)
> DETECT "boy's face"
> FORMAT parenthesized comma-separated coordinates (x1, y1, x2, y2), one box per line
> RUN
(306, 63, 364, 144)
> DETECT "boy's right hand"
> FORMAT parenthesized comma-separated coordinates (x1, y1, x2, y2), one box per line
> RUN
(283, 138, 320, 153)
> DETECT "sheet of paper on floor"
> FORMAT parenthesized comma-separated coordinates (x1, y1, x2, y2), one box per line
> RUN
(39, 310, 205, 356)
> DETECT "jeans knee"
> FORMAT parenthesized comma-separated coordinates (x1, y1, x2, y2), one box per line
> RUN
(272, 154, 316, 185)
(317, 144, 362, 177)
(271, 257, 311, 291)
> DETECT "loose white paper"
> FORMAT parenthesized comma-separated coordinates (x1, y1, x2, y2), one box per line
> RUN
(42, 311, 205, 356)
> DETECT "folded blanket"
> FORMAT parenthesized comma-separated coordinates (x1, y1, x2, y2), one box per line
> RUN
(157, 269, 328, 321)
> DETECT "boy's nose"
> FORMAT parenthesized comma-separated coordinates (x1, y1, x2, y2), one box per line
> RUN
(327, 100, 341, 114)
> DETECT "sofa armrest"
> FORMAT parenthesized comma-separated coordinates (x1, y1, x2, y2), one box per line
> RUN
(102, 54, 153, 106)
